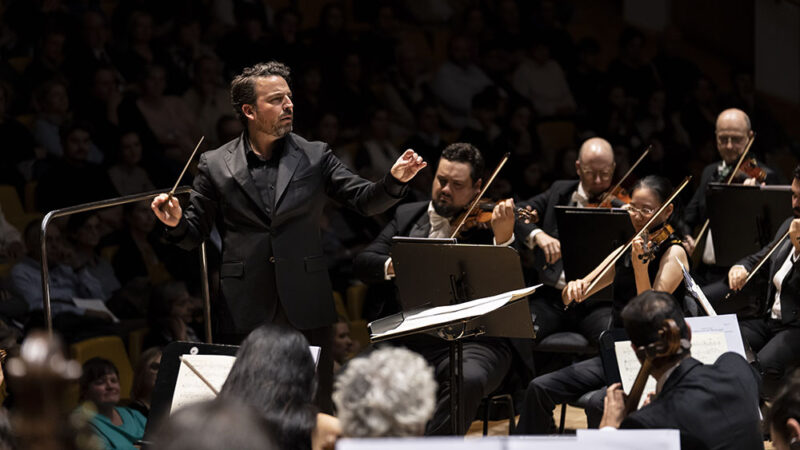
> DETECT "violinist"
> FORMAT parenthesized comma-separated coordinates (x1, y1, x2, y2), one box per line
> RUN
(726, 165, 800, 399)
(598, 291, 763, 450)
(516, 175, 688, 435)
(354, 142, 524, 435)
(520, 137, 618, 344)
(683, 108, 779, 267)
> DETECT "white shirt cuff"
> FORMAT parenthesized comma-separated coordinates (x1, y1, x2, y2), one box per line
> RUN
(493, 233, 515, 247)
(525, 229, 544, 249)
(383, 257, 394, 280)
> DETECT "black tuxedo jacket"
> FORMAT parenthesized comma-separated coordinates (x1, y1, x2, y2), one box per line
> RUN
(736, 217, 800, 324)
(168, 132, 406, 334)
(683, 160, 779, 232)
(622, 353, 763, 450)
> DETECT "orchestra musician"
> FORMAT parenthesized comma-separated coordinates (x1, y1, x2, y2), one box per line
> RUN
(598, 291, 763, 450)
(520, 137, 620, 343)
(727, 165, 800, 398)
(516, 175, 689, 434)
(150, 61, 426, 413)
(683, 108, 779, 291)
(353, 142, 524, 435)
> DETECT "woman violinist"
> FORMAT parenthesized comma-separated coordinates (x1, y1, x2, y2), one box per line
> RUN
(563, 175, 690, 324)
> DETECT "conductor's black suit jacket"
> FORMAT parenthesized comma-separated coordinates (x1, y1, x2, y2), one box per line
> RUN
(621, 353, 763, 450)
(167, 132, 406, 334)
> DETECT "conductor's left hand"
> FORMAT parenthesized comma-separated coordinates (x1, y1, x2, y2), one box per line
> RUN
(390, 149, 427, 183)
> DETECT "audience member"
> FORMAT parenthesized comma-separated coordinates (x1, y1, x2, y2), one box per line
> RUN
(331, 318, 354, 373)
(0, 206, 24, 264)
(512, 37, 576, 119)
(107, 131, 156, 196)
(80, 358, 146, 450)
(129, 347, 161, 418)
(182, 55, 230, 148)
(64, 213, 120, 300)
(143, 281, 200, 349)
(333, 347, 436, 437)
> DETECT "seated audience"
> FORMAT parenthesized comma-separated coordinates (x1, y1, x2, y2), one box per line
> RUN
(150, 399, 278, 450)
(143, 281, 200, 349)
(331, 318, 355, 373)
(107, 131, 156, 196)
(65, 213, 120, 301)
(80, 358, 146, 450)
(0, 205, 24, 263)
(129, 347, 162, 418)
(598, 291, 763, 450)
(333, 347, 436, 437)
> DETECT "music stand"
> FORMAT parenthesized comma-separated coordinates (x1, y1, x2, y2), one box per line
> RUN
(143, 341, 239, 441)
(555, 206, 634, 300)
(378, 241, 536, 434)
(707, 183, 791, 266)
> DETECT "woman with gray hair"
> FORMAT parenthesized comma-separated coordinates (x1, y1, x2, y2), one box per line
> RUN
(333, 347, 436, 437)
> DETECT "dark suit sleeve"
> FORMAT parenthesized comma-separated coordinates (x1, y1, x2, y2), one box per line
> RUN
(164, 153, 219, 251)
(322, 148, 407, 216)
(684, 165, 714, 231)
(736, 217, 792, 271)
(353, 215, 400, 284)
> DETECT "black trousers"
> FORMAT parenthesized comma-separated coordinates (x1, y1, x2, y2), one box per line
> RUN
(740, 317, 800, 398)
(412, 338, 512, 435)
(529, 295, 612, 344)
(515, 356, 606, 434)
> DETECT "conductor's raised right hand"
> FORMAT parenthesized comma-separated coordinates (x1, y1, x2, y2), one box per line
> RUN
(151, 193, 183, 227)
(562, 279, 588, 305)
(728, 265, 749, 292)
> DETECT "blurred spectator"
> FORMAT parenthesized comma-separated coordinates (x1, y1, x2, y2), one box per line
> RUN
(402, 102, 447, 166)
(324, 51, 373, 142)
(112, 201, 174, 286)
(219, 324, 318, 450)
(35, 121, 117, 212)
(681, 75, 718, 149)
(429, 35, 492, 129)
(79, 358, 147, 449)
(0, 206, 24, 264)
(651, 26, 700, 111)
(10, 221, 114, 339)
(530, 0, 576, 72)
(74, 65, 122, 156)
(114, 10, 166, 84)
(215, 114, 243, 146)
(493, 101, 538, 160)
(568, 37, 605, 121)
(333, 347, 436, 437)
(129, 347, 162, 418)
(216, 13, 269, 79)
(143, 281, 200, 349)
(590, 84, 637, 148)
(23, 28, 68, 92)
(512, 37, 576, 119)
(164, 17, 216, 95)
(331, 318, 355, 373)
(65, 213, 120, 301)
(182, 55, 231, 148)
(607, 27, 659, 103)
(264, 8, 306, 75)
(107, 131, 156, 196)
(634, 89, 689, 147)
(376, 42, 431, 142)
(459, 87, 502, 166)
(291, 65, 325, 136)
(0, 81, 36, 193)
(66, 11, 120, 85)
(355, 108, 401, 180)
(118, 64, 201, 165)
(308, 3, 353, 81)
(491, 0, 525, 54)
(32, 80, 103, 164)
(359, 4, 401, 74)
(150, 399, 278, 450)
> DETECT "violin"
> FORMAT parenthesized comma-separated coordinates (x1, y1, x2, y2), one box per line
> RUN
(456, 198, 539, 230)
(637, 223, 676, 263)
(625, 318, 689, 414)
(588, 146, 651, 208)
(729, 157, 767, 183)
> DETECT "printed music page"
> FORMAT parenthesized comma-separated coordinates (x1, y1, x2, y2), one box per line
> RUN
(170, 354, 235, 413)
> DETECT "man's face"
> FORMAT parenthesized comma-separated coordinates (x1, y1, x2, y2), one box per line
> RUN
(431, 158, 480, 217)
(575, 156, 614, 200)
(244, 76, 293, 138)
(792, 178, 800, 218)
(63, 129, 92, 162)
(715, 116, 750, 164)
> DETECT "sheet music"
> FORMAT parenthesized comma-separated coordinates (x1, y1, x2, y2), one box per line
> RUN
(369, 285, 540, 340)
(576, 429, 680, 450)
(170, 354, 235, 413)
(613, 315, 746, 410)
(676, 258, 716, 316)
(72, 298, 120, 323)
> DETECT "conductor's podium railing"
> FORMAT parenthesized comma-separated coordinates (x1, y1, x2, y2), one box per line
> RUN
(39, 186, 214, 343)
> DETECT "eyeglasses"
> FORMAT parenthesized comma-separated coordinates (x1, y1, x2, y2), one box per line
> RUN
(627, 205, 656, 216)
(716, 135, 747, 146)
(579, 168, 614, 180)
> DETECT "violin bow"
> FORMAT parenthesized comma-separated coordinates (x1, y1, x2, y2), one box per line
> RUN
(449, 153, 510, 239)
(597, 145, 651, 207)
(691, 134, 755, 258)
(568, 176, 692, 307)
(724, 226, 791, 300)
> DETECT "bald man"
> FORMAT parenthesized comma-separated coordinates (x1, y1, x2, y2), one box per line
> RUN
(520, 137, 620, 344)
(683, 109, 779, 300)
